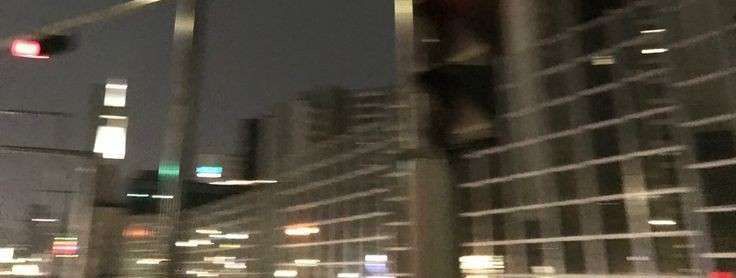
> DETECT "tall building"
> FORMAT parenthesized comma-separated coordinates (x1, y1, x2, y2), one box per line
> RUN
(172, 87, 414, 277)
(454, 0, 736, 276)
(170, 1, 736, 277)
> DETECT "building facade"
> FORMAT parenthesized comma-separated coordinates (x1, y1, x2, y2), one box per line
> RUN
(172, 0, 736, 277)
(456, 0, 736, 276)
(173, 87, 413, 277)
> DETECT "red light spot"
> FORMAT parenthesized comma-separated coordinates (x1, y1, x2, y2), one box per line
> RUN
(10, 39, 49, 59)
(52, 240, 79, 256)
(710, 272, 735, 278)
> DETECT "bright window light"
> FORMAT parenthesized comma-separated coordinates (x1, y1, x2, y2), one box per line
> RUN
(196, 229, 222, 235)
(224, 262, 247, 269)
(460, 256, 505, 270)
(0, 248, 14, 263)
(197, 273, 219, 277)
(337, 273, 360, 278)
(294, 259, 320, 266)
(591, 55, 615, 65)
(364, 255, 388, 263)
(218, 244, 241, 248)
(93, 126, 126, 159)
(641, 48, 669, 54)
(196, 166, 223, 178)
(274, 270, 298, 277)
(10, 264, 41, 276)
(209, 233, 249, 239)
(648, 219, 677, 226)
(104, 82, 127, 107)
(284, 226, 320, 236)
(105, 83, 128, 90)
(175, 241, 198, 247)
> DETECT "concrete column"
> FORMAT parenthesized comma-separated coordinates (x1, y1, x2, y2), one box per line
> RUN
(409, 157, 462, 278)
(502, 0, 566, 273)
(157, 0, 200, 276)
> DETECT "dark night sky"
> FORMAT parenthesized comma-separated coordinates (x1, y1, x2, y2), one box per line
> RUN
(0, 0, 396, 174)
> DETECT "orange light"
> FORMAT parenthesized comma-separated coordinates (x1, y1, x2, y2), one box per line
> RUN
(123, 226, 154, 238)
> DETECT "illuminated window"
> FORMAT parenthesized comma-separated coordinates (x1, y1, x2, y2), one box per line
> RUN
(93, 126, 126, 159)
(104, 79, 127, 107)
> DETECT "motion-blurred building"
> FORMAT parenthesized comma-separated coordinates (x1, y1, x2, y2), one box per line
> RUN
(172, 87, 414, 277)
(451, 0, 736, 276)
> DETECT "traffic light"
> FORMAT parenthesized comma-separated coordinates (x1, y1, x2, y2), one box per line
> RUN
(9, 35, 72, 59)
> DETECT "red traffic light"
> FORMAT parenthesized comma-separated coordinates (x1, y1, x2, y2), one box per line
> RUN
(9, 35, 72, 59)
(10, 39, 49, 59)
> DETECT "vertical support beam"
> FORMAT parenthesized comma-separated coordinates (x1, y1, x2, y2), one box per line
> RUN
(409, 157, 462, 278)
(502, 0, 566, 273)
(157, 0, 199, 276)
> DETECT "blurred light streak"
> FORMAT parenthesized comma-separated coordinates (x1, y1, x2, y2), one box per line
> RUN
(284, 226, 319, 236)
(151, 195, 174, 199)
(640, 28, 667, 34)
(126, 193, 149, 198)
(218, 244, 241, 248)
(224, 262, 247, 269)
(136, 258, 168, 265)
(104, 83, 128, 90)
(189, 239, 214, 246)
(195, 166, 223, 178)
(195, 229, 222, 235)
(30, 218, 58, 222)
(274, 270, 298, 277)
(364, 255, 388, 263)
(100, 115, 128, 120)
(459, 256, 505, 271)
(209, 179, 278, 186)
(294, 259, 320, 266)
(209, 233, 249, 239)
(591, 55, 616, 65)
(123, 226, 154, 238)
(175, 241, 199, 247)
(648, 219, 677, 226)
(641, 48, 669, 54)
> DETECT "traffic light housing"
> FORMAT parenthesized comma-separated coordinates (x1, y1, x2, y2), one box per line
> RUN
(10, 35, 73, 59)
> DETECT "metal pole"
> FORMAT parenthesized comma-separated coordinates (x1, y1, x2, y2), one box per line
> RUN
(157, 0, 200, 276)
